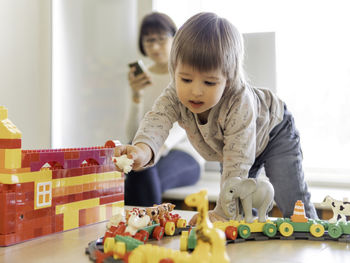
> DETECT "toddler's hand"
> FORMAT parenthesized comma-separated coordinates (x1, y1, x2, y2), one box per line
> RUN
(188, 210, 228, 226)
(114, 143, 153, 171)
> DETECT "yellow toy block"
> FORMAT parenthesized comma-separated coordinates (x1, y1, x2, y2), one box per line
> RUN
(0, 106, 22, 139)
(0, 106, 8, 120)
(56, 198, 100, 230)
(3, 149, 21, 169)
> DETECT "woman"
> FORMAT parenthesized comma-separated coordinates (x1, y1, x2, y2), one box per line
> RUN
(125, 12, 204, 206)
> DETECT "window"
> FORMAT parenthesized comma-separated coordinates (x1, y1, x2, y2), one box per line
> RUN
(154, 0, 350, 183)
(36, 182, 52, 208)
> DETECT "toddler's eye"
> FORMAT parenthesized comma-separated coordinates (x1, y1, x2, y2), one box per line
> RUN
(181, 78, 192, 83)
(204, 81, 216, 86)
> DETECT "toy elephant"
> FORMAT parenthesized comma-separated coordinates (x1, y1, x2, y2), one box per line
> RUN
(220, 177, 274, 223)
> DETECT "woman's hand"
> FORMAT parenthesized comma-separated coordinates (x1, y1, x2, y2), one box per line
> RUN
(114, 143, 153, 171)
(128, 67, 151, 103)
(188, 210, 228, 226)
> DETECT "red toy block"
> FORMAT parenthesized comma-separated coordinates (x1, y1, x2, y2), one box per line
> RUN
(53, 214, 64, 233)
(0, 139, 21, 149)
(0, 149, 5, 167)
(99, 193, 124, 205)
(0, 192, 16, 235)
(30, 153, 40, 162)
(71, 151, 80, 160)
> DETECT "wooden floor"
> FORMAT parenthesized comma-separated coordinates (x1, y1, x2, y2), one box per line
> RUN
(1, 209, 349, 263)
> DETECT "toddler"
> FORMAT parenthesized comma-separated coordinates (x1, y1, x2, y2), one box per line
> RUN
(116, 12, 318, 224)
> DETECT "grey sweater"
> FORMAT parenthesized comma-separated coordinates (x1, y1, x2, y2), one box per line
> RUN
(133, 82, 284, 217)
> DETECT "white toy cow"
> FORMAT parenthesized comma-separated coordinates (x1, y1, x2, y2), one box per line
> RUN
(321, 195, 350, 223)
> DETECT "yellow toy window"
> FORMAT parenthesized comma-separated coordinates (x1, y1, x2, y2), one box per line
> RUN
(37, 182, 52, 208)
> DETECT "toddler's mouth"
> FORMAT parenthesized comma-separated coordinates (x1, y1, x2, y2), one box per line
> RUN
(189, 100, 204, 108)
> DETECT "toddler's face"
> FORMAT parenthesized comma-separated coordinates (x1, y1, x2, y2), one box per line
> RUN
(175, 62, 227, 119)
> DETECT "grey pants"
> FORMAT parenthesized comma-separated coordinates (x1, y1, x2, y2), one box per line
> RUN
(248, 105, 318, 219)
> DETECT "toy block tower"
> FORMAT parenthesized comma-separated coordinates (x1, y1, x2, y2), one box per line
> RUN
(0, 106, 22, 170)
(0, 106, 22, 241)
(1, 106, 124, 246)
(291, 200, 308, 223)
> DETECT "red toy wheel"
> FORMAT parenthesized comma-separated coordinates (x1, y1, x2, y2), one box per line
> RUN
(225, 226, 238, 240)
(152, 226, 165, 240)
(137, 230, 150, 242)
(113, 223, 126, 236)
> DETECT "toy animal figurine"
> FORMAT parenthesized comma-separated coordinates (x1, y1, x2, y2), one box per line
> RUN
(145, 203, 175, 225)
(156, 204, 166, 222)
(161, 203, 176, 220)
(145, 206, 160, 224)
(185, 190, 229, 263)
(106, 207, 125, 230)
(113, 154, 134, 173)
(321, 195, 350, 223)
(126, 208, 147, 222)
(125, 208, 150, 235)
(220, 177, 274, 223)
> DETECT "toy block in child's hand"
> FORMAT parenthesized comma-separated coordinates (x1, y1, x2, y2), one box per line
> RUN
(112, 154, 134, 173)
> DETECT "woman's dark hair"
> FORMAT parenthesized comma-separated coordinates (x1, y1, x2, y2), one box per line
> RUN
(138, 12, 177, 56)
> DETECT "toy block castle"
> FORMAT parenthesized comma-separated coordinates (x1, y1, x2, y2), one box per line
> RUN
(0, 106, 124, 246)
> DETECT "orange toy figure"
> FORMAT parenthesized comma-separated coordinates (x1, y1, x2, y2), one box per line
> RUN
(146, 206, 160, 224)
(162, 203, 176, 220)
(156, 204, 166, 223)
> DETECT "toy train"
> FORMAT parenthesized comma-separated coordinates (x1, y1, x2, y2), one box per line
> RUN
(86, 192, 350, 263)
(181, 200, 350, 251)
(86, 204, 191, 263)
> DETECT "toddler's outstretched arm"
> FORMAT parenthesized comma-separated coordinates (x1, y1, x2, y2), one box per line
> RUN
(114, 143, 153, 171)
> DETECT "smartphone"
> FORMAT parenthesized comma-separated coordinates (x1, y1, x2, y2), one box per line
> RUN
(128, 60, 147, 76)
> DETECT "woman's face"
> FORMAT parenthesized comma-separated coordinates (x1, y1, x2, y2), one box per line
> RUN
(142, 32, 173, 65)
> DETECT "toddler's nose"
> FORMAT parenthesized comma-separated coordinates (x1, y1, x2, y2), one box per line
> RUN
(191, 84, 203, 97)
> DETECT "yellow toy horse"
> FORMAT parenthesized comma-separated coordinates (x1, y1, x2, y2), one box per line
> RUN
(185, 189, 229, 263)
(126, 190, 229, 263)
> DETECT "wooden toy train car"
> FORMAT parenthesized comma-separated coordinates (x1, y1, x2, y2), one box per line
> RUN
(0, 106, 124, 246)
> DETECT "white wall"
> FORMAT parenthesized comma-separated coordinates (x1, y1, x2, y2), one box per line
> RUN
(0, 1, 276, 152)
(0, 0, 153, 150)
(0, 0, 51, 149)
(243, 32, 276, 92)
(52, 0, 148, 148)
